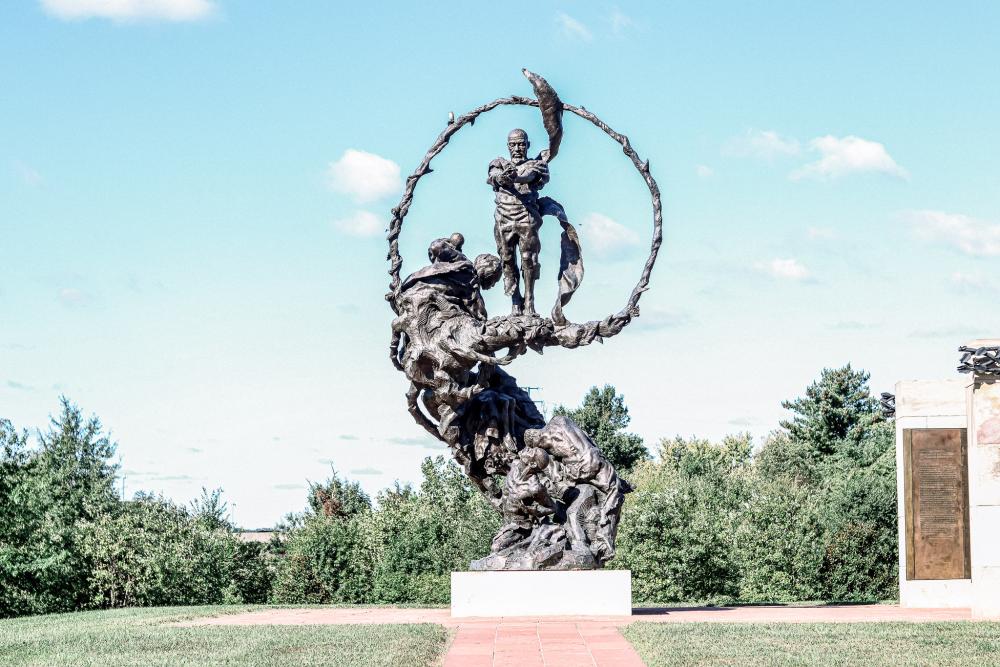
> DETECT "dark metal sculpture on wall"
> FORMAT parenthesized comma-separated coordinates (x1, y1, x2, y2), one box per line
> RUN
(386, 70, 662, 570)
(880, 392, 896, 419)
(958, 345, 1000, 377)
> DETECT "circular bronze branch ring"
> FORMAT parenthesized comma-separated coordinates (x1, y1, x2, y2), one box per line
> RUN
(386, 96, 662, 325)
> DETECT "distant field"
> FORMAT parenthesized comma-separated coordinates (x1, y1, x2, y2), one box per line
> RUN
(624, 621, 1000, 667)
(0, 606, 449, 667)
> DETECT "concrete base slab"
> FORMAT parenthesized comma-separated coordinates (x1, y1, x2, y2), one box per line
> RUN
(972, 566, 1000, 619)
(450, 570, 632, 618)
(900, 578, 972, 608)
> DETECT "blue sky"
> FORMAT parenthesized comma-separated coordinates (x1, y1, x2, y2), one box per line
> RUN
(2, 1, 998, 527)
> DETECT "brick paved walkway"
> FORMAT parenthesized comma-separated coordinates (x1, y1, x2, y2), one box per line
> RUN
(444, 620, 643, 667)
(184, 605, 973, 666)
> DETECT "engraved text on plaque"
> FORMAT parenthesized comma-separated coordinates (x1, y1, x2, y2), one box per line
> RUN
(903, 428, 970, 580)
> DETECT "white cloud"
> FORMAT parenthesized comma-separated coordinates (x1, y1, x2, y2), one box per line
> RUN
(40, 0, 215, 22)
(790, 135, 907, 181)
(579, 212, 640, 258)
(631, 308, 691, 332)
(951, 272, 982, 288)
(724, 129, 800, 160)
(332, 210, 383, 238)
(556, 12, 592, 41)
(695, 164, 714, 178)
(807, 226, 836, 240)
(754, 258, 810, 281)
(610, 8, 633, 35)
(57, 287, 89, 306)
(13, 160, 42, 186)
(326, 149, 401, 204)
(909, 210, 1000, 257)
(951, 272, 999, 293)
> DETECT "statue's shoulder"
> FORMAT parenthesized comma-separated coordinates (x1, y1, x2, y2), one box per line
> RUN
(488, 157, 509, 171)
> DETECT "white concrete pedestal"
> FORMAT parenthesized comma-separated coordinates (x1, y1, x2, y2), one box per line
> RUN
(450, 570, 632, 617)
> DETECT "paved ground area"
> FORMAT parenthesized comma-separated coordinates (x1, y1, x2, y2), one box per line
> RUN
(445, 621, 643, 667)
(183, 605, 973, 666)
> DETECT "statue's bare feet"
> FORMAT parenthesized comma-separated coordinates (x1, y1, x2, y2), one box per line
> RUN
(511, 304, 524, 316)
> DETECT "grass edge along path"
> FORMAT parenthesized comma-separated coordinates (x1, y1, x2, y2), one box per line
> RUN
(0, 606, 450, 667)
(623, 620, 1000, 667)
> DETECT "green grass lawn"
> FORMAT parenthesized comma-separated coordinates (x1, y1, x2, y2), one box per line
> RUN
(0, 606, 449, 667)
(623, 621, 1000, 667)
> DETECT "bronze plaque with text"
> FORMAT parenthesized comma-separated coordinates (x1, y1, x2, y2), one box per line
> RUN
(903, 428, 970, 580)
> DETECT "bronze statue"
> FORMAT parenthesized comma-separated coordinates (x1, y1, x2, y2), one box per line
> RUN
(488, 129, 554, 316)
(384, 70, 663, 570)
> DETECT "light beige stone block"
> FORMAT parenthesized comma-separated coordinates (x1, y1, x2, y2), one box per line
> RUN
(900, 579, 973, 609)
(895, 380, 969, 418)
(970, 505, 1000, 567)
(972, 567, 1000, 619)
(964, 338, 1000, 348)
(969, 444, 1000, 506)
(972, 380, 1000, 445)
(970, 380, 1000, 505)
(926, 416, 967, 429)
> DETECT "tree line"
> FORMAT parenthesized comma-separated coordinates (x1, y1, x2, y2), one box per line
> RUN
(0, 365, 895, 617)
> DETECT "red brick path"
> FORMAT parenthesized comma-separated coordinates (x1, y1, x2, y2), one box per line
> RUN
(444, 620, 643, 667)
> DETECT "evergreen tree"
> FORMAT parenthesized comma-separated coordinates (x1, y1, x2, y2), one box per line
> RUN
(780, 365, 881, 458)
(553, 385, 649, 472)
(0, 398, 119, 616)
(0, 419, 32, 616)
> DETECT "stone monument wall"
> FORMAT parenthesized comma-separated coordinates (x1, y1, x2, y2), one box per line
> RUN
(895, 339, 1000, 618)
(966, 340, 1000, 618)
(894, 378, 972, 609)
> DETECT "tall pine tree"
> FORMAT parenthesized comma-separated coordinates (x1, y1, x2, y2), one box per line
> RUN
(553, 385, 649, 472)
(780, 364, 881, 458)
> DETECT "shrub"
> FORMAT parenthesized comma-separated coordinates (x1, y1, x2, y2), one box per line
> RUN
(270, 512, 371, 604)
(367, 457, 499, 603)
(80, 493, 249, 607)
(269, 468, 373, 603)
(617, 436, 749, 603)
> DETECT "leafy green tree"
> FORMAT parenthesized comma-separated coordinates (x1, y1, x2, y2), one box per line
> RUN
(553, 385, 649, 472)
(367, 457, 499, 603)
(307, 469, 371, 519)
(754, 430, 821, 486)
(780, 365, 881, 457)
(190, 487, 233, 531)
(227, 540, 275, 604)
(617, 435, 750, 603)
(816, 420, 898, 601)
(732, 473, 826, 602)
(270, 469, 373, 603)
(81, 493, 243, 607)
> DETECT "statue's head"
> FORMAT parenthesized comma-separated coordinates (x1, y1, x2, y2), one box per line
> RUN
(474, 253, 501, 290)
(507, 128, 529, 161)
(519, 446, 549, 472)
(428, 233, 466, 263)
(523, 427, 541, 449)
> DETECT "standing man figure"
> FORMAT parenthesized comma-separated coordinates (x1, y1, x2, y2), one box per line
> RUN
(488, 129, 552, 316)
